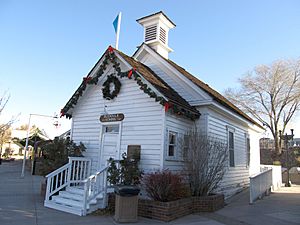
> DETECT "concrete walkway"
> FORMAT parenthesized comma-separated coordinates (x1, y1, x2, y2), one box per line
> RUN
(0, 160, 299, 225)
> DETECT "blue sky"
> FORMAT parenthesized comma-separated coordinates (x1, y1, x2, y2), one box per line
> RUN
(1, 0, 300, 136)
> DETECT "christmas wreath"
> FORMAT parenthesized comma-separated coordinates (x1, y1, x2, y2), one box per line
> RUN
(102, 75, 121, 100)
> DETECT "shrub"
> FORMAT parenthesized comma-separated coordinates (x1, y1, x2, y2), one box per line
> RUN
(39, 137, 86, 176)
(143, 170, 189, 202)
(3, 148, 12, 158)
(183, 130, 228, 196)
(107, 153, 142, 186)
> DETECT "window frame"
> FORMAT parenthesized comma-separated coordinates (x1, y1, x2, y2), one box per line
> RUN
(166, 130, 178, 160)
(245, 134, 250, 167)
(227, 126, 235, 167)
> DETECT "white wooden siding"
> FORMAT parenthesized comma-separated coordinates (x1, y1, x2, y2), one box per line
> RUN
(207, 108, 253, 197)
(163, 113, 194, 172)
(71, 60, 164, 173)
(195, 106, 209, 136)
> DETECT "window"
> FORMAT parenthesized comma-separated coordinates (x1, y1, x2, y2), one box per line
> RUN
(228, 131, 235, 167)
(104, 124, 119, 133)
(168, 131, 177, 158)
(246, 137, 250, 167)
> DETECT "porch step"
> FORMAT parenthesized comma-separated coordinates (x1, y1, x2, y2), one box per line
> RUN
(44, 200, 83, 216)
(52, 196, 89, 209)
(66, 186, 85, 195)
(44, 186, 105, 216)
(59, 191, 83, 201)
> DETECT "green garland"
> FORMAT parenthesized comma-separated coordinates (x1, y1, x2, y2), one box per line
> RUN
(102, 74, 121, 100)
(60, 46, 200, 120)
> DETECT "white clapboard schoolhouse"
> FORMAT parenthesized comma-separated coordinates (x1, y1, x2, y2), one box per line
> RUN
(44, 11, 263, 216)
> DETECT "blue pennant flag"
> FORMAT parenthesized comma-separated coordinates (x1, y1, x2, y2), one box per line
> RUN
(113, 14, 120, 34)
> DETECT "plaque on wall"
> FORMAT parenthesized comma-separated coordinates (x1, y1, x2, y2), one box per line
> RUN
(100, 113, 124, 122)
(127, 145, 141, 161)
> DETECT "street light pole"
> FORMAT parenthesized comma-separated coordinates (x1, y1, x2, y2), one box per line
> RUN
(20, 113, 58, 178)
(21, 114, 31, 178)
(279, 129, 294, 187)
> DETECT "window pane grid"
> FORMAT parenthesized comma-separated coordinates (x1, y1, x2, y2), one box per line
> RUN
(229, 131, 234, 167)
(168, 132, 177, 158)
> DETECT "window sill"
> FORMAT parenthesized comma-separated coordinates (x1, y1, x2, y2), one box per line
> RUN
(165, 158, 184, 162)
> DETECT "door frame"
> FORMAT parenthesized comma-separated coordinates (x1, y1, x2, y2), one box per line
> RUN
(98, 121, 122, 170)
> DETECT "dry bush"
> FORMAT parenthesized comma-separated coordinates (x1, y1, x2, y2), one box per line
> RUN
(143, 170, 189, 202)
(183, 129, 228, 196)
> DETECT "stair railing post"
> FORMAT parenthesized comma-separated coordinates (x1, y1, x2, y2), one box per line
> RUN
(83, 179, 89, 216)
(103, 160, 109, 208)
(45, 177, 51, 202)
(67, 157, 72, 187)
(88, 158, 92, 177)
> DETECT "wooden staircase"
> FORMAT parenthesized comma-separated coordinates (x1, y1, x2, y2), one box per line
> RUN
(45, 186, 105, 216)
(44, 157, 109, 216)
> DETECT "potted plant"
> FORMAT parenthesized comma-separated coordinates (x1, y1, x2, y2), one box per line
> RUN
(107, 153, 142, 223)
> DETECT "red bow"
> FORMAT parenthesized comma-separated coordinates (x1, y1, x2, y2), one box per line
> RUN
(164, 102, 172, 112)
(108, 46, 114, 53)
(128, 70, 133, 78)
(83, 76, 92, 84)
(60, 109, 65, 117)
(128, 68, 136, 78)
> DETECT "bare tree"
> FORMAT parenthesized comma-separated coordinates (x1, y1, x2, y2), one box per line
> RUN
(183, 129, 228, 196)
(0, 92, 17, 162)
(225, 59, 300, 155)
(0, 126, 11, 156)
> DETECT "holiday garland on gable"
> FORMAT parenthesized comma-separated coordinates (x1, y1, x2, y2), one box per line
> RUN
(60, 46, 199, 120)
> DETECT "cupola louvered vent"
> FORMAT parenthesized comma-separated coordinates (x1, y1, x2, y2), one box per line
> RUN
(159, 27, 166, 44)
(145, 25, 157, 42)
(137, 11, 176, 59)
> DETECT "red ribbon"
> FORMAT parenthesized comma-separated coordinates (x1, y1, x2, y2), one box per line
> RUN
(128, 68, 137, 78)
(83, 76, 92, 84)
(165, 102, 172, 112)
(108, 46, 114, 53)
(128, 70, 133, 78)
(60, 109, 65, 117)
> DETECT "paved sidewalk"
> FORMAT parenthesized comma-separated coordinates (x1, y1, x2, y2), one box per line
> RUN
(213, 184, 300, 225)
(0, 160, 222, 225)
(1, 160, 300, 225)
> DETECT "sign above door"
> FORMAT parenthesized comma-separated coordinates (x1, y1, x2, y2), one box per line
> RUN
(100, 113, 124, 123)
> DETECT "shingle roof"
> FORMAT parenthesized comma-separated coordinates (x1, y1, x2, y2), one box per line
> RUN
(136, 43, 263, 128)
(115, 49, 199, 114)
(166, 59, 263, 128)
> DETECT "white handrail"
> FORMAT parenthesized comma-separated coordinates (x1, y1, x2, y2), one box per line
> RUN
(44, 157, 92, 204)
(68, 157, 92, 185)
(82, 164, 110, 216)
(45, 163, 70, 178)
(45, 163, 70, 202)
(45, 156, 113, 215)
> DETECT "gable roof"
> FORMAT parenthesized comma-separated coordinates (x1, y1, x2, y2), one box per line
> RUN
(61, 46, 199, 119)
(134, 43, 263, 128)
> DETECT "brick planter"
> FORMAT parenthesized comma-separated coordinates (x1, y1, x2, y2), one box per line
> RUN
(107, 193, 224, 222)
(138, 197, 193, 222)
(192, 194, 224, 212)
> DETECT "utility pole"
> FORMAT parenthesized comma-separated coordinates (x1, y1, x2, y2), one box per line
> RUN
(279, 129, 294, 187)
